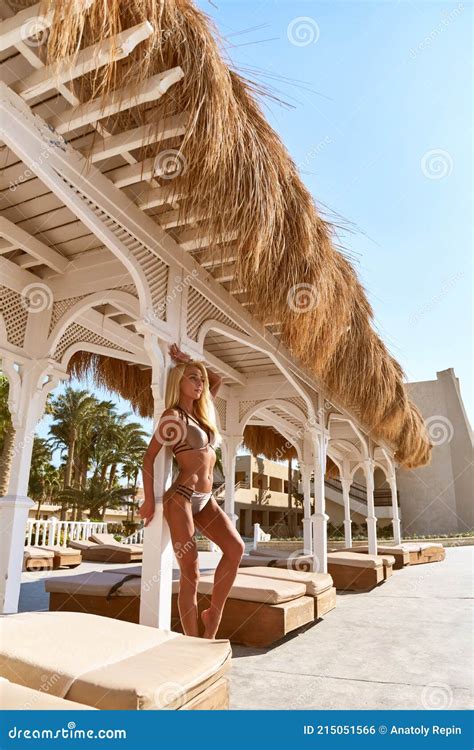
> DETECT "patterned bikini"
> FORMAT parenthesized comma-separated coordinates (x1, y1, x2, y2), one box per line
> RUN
(171, 406, 217, 514)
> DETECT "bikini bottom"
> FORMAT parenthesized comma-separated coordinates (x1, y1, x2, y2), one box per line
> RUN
(174, 484, 213, 515)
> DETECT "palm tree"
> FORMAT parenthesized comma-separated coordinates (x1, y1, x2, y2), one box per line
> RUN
(28, 437, 54, 518)
(0, 374, 14, 495)
(57, 477, 135, 521)
(49, 387, 98, 519)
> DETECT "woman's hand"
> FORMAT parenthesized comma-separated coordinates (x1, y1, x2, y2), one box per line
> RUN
(138, 499, 155, 528)
(169, 343, 191, 364)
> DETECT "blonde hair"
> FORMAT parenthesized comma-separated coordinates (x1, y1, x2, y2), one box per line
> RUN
(165, 361, 220, 442)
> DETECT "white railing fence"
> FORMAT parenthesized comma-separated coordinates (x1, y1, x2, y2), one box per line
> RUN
(123, 526, 144, 545)
(25, 519, 108, 548)
(253, 522, 271, 550)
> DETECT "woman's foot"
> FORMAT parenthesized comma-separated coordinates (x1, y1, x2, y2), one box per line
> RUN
(201, 607, 221, 639)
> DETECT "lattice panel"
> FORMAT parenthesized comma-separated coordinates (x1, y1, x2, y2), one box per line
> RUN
(283, 396, 307, 417)
(214, 396, 227, 431)
(48, 295, 88, 335)
(238, 399, 261, 423)
(53, 322, 134, 360)
(0, 286, 28, 347)
(114, 283, 139, 298)
(52, 171, 169, 319)
(186, 287, 247, 341)
(268, 405, 302, 428)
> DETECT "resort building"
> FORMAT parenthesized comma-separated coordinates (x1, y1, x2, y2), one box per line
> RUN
(397, 369, 473, 536)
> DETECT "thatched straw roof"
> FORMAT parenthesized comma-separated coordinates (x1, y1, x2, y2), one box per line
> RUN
(242, 426, 339, 478)
(38, 0, 431, 468)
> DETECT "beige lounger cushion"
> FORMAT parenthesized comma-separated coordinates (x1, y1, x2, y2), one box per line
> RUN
(0, 611, 231, 710)
(0, 677, 96, 710)
(47, 570, 306, 605)
(329, 551, 395, 566)
(238, 566, 333, 596)
(251, 547, 297, 559)
(69, 540, 139, 555)
(23, 546, 54, 560)
(23, 547, 54, 561)
(68, 540, 96, 550)
(43, 546, 80, 557)
(327, 552, 384, 569)
(342, 545, 404, 555)
(172, 572, 305, 604)
(89, 533, 142, 552)
(45, 571, 141, 597)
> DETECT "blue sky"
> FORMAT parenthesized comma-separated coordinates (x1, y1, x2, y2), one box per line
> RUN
(196, 0, 472, 419)
(37, 0, 472, 451)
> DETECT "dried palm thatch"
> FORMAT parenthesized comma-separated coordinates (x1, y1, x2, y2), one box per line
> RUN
(35, 0, 431, 468)
(242, 425, 339, 478)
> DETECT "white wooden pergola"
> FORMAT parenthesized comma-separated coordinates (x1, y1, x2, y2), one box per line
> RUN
(0, 1, 401, 621)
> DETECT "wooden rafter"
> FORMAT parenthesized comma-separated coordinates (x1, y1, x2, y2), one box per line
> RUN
(11, 21, 154, 100)
(47, 68, 183, 135)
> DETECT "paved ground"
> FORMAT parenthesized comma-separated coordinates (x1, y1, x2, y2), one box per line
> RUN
(19, 545, 473, 710)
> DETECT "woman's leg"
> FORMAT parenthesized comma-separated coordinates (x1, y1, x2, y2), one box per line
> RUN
(193, 496, 245, 638)
(163, 488, 200, 637)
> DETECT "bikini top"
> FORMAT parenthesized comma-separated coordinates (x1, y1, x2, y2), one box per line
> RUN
(171, 407, 217, 455)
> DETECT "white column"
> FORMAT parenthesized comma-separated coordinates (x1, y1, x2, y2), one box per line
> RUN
(299, 462, 313, 555)
(310, 430, 329, 573)
(364, 458, 378, 555)
(138, 334, 174, 629)
(0, 358, 62, 614)
(221, 435, 242, 527)
(341, 476, 353, 548)
(388, 474, 402, 545)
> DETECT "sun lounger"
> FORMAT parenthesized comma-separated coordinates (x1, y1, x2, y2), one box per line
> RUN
(338, 545, 410, 569)
(237, 566, 336, 619)
(68, 539, 142, 563)
(45, 566, 334, 647)
(23, 546, 54, 572)
(0, 677, 96, 710)
(247, 547, 394, 591)
(41, 546, 82, 569)
(0, 611, 231, 710)
(89, 532, 143, 554)
(398, 542, 445, 564)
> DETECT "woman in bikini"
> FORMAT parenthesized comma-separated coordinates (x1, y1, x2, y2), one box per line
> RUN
(139, 343, 245, 639)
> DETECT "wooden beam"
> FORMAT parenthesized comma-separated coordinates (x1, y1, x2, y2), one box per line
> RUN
(178, 228, 238, 252)
(190, 246, 237, 268)
(12, 21, 154, 101)
(202, 348, 247, 386)
(0, 0, 94, 52)
(47, 68, 183, 135)
(0, 217, 68, 273)
(210, 262, 237, 283)
(106, 152, 186, 189)
(137, 186, 185, 210)
(85, 112, 187, 163)
(157, 208, 207, 230)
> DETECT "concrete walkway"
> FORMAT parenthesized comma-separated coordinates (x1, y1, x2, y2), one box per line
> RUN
(18, 545, 472, 710)
(230, 546, 473, 709)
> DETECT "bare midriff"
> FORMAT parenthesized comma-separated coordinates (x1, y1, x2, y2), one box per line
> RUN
(165, 444, 216, 499)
